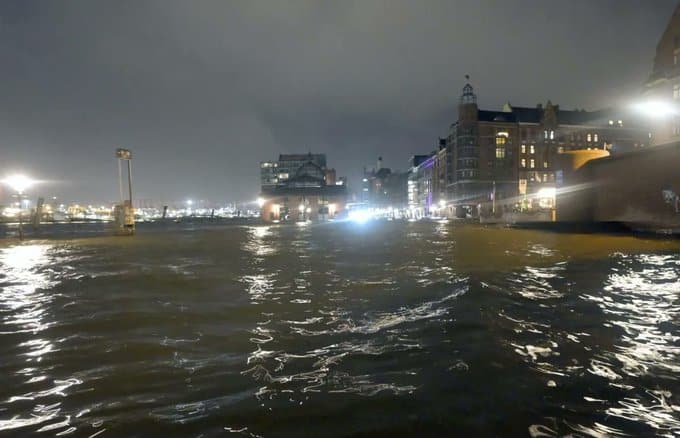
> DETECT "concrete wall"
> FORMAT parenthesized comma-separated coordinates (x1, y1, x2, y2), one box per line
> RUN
(556, 143, 680, 231)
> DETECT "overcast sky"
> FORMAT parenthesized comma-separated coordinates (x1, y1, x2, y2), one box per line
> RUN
(0, 0, 675, 205)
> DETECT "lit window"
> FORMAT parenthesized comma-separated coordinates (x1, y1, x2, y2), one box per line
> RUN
(495, 136, 506, 145)
(549, 130, 555, 140)
(617, 120, 623, 127)
(530, 159, 535, 168)
(543, 161, 548, 168)
(674, 84, 680, 99)
(558, 146, 564, 153)
(529, 145, 535, 154)
(495, 147, 505, 159)
(520, 158, 526, 168)
(608, 120, 614, 126)
(521, 144, 526, 154)
(594, 134, 598, 142)
(544, 130, 548, 139)
(543, 173, 548, 182)
(587, 133, 592, 142)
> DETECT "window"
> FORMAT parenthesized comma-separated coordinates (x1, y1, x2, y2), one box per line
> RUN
(587, 133, 592, 142)
(594, 134, 598, 142)
(495, 147, 506, 159)
(674, 84, 680, 99)
(543, 173, 548, 182)
(529, 145, 535, 154)
(543, 161, 548, 168)
(520, 158, 526, 168)
(558, 146, 565, 153)
(549, 130, 555, 140)
(495, 136, 506, 145)
(521, 144, 526, 154)
(530, 159, 535, 168)
(543, 130, 548, 139)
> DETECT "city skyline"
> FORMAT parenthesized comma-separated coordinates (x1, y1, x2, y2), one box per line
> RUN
(0, 0, 676, 204)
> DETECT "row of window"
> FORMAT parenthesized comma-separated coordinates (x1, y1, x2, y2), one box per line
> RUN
(458, 170, 477, 178)
(520, 158, 549, 169)
(527, 172, 554, 183)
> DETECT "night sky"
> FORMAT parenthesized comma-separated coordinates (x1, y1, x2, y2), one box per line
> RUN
(0, 0, 675, 205)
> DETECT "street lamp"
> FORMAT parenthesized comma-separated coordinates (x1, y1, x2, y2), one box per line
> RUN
(2, 174, 36, 240)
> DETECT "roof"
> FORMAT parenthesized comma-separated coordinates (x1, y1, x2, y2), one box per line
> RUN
(278, 153, 326, 162)
(261, 185, 347, 197)
(477, 105, 630, 127)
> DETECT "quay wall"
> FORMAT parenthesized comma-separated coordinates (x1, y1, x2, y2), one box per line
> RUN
(556, 142, 680, 232)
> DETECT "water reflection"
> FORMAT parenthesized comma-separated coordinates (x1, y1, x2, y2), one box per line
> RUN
(0, 245, 55, 335)
(1, 222, 678, 436)
(583, 254, 680, 435)
(239, 223, 467, 408)
(0, 244, 82, 434)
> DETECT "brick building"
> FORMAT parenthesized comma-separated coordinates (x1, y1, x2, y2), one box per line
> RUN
(445, 81, 650, 215)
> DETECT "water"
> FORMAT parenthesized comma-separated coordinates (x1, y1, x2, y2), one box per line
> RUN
(0, 221, 678, 437)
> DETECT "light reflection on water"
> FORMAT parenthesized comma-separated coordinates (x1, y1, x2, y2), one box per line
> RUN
(0, 244, 83, 434)
(0, 223, 678, 436)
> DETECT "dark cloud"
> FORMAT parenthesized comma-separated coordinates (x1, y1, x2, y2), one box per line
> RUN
(0, 0, 674, 203)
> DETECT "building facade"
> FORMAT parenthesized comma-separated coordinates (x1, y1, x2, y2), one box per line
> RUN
(643, 3, 680, 146)
(362, 157, 409, 209)
(260, 153, 329, 188)
(259, 153, 347, 222)
(445, 81, 650, 216)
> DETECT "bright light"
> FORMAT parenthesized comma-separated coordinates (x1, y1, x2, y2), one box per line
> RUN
(298, 204, 305, 212)
(632, 100, 678, 118)
(306, 207, 311, 213)
(2, 174, 35, 194)
(439, 199, 446, 208)
(536, 187, 556, 199)
(186, 199, 193, 206)
(257, 197, 265, 208)
(348, 209, 373, 224)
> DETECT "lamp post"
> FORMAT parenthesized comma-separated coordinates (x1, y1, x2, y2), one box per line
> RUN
(2, 174, 36, 241)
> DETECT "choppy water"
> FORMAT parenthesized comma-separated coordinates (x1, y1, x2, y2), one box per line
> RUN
(0, 221, 678, 437)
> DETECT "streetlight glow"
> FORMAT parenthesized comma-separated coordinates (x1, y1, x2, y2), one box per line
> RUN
(257, 197, 265, 208)
(632, 100, 678, 118)
(2, 174, 35, 194)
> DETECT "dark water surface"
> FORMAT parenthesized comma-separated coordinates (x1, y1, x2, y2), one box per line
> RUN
(0, 221, 678, 437)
